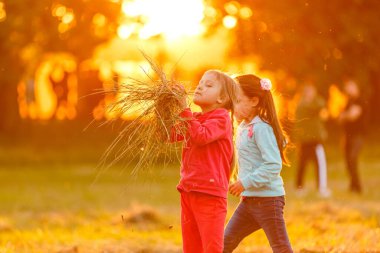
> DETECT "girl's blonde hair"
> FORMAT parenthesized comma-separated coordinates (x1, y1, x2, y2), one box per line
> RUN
(205, 69, 239, 180)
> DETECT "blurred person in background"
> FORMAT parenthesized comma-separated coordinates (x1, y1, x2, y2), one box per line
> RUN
(294, 82, 331, 198)
(339, 79, 368, 194)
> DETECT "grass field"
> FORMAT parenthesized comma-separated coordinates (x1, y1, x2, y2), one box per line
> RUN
(0, 131, 379, 253)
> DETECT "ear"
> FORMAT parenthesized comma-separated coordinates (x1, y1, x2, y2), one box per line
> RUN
(251, 97, 260, 107)
(216, 94, 226, 104)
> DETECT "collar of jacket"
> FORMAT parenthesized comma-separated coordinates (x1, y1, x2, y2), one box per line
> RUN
(243, 115, 262, 126)
(194, 108, 228, 119)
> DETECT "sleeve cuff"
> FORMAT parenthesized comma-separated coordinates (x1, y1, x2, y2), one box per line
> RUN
(179, 108, 193, 119)
(240, 177, 251, 190)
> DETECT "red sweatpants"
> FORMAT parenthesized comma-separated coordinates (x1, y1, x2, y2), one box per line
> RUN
(180, 191, 227, 253)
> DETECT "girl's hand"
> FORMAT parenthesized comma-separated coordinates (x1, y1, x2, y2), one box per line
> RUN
(229, 180, 245, 197)
(173, 84, 187, 110)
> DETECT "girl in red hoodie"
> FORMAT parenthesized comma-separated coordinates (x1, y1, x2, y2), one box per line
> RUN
(171, 70, 237, 253)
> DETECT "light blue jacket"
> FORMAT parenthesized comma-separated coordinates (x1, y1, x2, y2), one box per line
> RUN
(237, 116, 285, 197)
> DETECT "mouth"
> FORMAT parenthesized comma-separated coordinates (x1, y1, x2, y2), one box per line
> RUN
(194, 92, 202, 96)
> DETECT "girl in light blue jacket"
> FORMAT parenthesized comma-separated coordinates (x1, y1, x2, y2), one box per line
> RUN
(224, 74, 293, 253)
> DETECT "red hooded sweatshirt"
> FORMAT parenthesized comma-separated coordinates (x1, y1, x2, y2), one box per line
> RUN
(171, 108, 233, 198)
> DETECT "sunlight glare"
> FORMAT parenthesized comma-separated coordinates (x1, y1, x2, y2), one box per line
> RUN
(0, 2, 6, 22)
(224, 1, 240, 15)
(117, 24, 134, 39)
(52, 4, 67, 17)
(120, 0, 205, 40)
(223, 15, 237, 29)
(239, 6, 253, 19)
(92, 13, 107, 27)
(328, 85, 348, 119)
(62, 12, 74, 24)
(18, 54, 78, 120)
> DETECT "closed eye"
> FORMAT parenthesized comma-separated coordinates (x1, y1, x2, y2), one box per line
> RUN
(205, 80, 214, 87)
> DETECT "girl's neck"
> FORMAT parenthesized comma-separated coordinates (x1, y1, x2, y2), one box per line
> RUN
(200, 104, 221, 113)
(244, 112, 259, 123)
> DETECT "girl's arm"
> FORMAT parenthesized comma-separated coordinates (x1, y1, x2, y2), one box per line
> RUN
(180, 108, 228, 146)
(339, 104, 362, 122)
(240, 124, 282, 190)
(170, 84, 228, 144)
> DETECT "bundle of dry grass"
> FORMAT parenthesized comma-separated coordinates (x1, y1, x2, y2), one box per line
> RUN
(96, 52, 190, 176)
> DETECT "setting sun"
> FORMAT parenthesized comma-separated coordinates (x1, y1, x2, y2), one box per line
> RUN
(120, 0, 205, 40)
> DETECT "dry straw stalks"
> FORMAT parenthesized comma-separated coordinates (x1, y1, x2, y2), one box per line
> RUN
(95, 51, 191, 177)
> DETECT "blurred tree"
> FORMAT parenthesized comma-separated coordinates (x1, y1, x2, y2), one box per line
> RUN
(0, 0, 120, 132)
(1, 0, 380, 133)
(211, 0, 380, 124)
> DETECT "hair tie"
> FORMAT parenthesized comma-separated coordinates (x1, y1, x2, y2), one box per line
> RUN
(260, 78, 272, 91)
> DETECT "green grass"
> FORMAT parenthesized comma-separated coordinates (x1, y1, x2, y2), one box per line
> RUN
(0, 138, 380, 253)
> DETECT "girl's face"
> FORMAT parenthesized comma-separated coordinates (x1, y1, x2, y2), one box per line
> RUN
(193, 72, 224, 112)
(234, 86, 259, 122)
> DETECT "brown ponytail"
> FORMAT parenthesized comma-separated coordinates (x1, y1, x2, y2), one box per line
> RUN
(235, 74, 289, 165)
